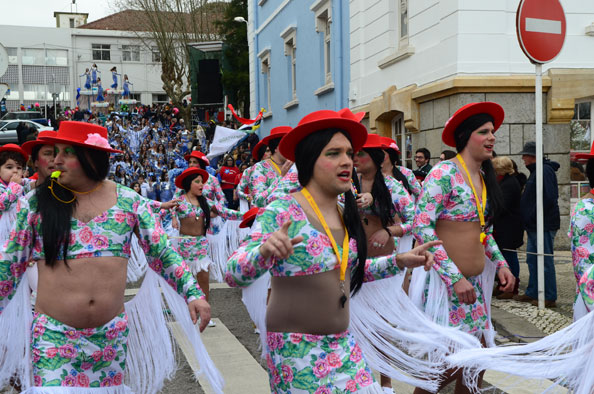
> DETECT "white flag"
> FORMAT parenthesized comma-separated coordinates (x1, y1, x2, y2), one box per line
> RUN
(207, 126, 247, 159)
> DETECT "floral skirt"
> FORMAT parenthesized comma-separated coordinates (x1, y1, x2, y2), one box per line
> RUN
(31, 312, 129, 389)
(265, 330, 382, 394)
(171, 235, 211, 274)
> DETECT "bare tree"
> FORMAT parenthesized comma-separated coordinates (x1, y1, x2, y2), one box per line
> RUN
(112, 0, 227, 122)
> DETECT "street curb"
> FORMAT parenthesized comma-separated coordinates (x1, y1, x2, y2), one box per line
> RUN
(491, 305, 547, 344)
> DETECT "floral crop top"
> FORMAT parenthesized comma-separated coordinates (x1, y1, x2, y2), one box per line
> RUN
(176, 195, 205, 220)
(0, 180, 30, 219)
(413, 160, 507, 292)
(0, 183, 204, 306)
(225, 193, 402, 288)
(253, 164, 301, 208)
(569, 198, 594, 312)
(358, 175, 415, 235)
(248, 160, 283, 208)
(398, 166, 421, 203)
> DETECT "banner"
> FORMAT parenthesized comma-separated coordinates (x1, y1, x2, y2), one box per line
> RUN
(207, 126, 247, 159)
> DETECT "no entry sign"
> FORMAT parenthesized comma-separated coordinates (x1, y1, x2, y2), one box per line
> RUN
(516, 0, 566, 64)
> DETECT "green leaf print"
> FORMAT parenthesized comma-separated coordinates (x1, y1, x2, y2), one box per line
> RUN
(44, 378, 62, 387)
(35, 356, 71, 372)
(41, 330, 68, 347)
(281, 340, 317, 359)
(92, 360, 112, 373)
(292, 367, 317, 391)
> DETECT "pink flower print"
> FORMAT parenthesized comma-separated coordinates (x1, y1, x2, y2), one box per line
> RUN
(81, 327, 95, 337)
(314, 387, 332, 394)
(33, 323, 45, 338)
(266, 354, 275, 371)
(288, 204, 306, 222)
(94, 212, 108, 223)
(275, 212, 291, 228)
(16, 230, 30, 246)
(175, 266, 185, 278)
(305, 334, 323, 343)
(114, 212, 126, 223)
(34, 375, 42, 386)
(122, 243, 131, 255)
(241, 263, 256, 278)
(106, 327, 119, 340)
(266, 171, 275, 180)
(76, 227, 91, 244)
(224, 271, 234, 285)
(306, 237, 324, 257)
(266, 332, 284, 351)
(457, 307, 466, 320)
(576, 247, 590, 259)
(313, 358, 330, 378)
(8, 230, 16, 241)
(289, 333, 302, 344)
(84, 133, 112, 149)
(10, 263, 24, 278)
(355, 369, 372, 387)
(434, 193, 443, 204)
(58, 344, 77, 359)
(113, 372, 123, 385)
(64, 329, 81, 340)
(45, 347, 58, 358)
(454, 172, 465, 185)
(326, 352, 342, 368)
(271, 367, 281, 385)
(81, 362, 93, 370)
(9, 183, 22, 194)
(92, 234, 109, 250)
(92, 350, 103, 362)
(32, 347, 41, 363)
(126, 212, 137, 227)
(425, 202, 436, 212)
(449, 310, 461, 325)
(77, 373, 90, 387)
(61, 375, 77, 387)
(579, 236, 589, 245)
(103, 345, 116, 361)
(349, 343, 363, 363)
(100, 377, 114, 387)
(581, 277, 594, 299)
(306, 263, 322, 275)
(471, 307, 479, 321)
(432, 169, 443, 180)
(69, 232, 77, 245)
(476, 304, 485, 317)
(151, 231, 161, 244)
(434, 249, 448, 261)
(116, 320, 127, 332)
(346, 379, 358, 392)
(417, 212, 430, 226)
(281, 365, 294, 383)
(149, 259, 163, 272)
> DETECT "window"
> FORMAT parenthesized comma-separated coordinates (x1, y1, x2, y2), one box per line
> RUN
(392, 114, 413, 169)
(6, 48, 17, 65)
(69, 18, 75, 28)
(122, 45, 140, 62)
(21, 48, 44, 65)
(45, 49, 68, 66)
(258, 49, 271, 114)
(92, 44, 111, 61)
(23, 84, 47, 100)
(399, 0, 409, 48)
(311, 0, 332, 86)
(570, 100, 593, 200)
(128, 93, 141, 101)
(281, 26, 297, 106)
(152, 94, 168, 103)
(151, 47, 161, 63)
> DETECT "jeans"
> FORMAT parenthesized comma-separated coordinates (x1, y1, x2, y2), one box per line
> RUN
(525, 230, 557, 301)
(501, 250, 520, 279)
(223, 188, 238, 210)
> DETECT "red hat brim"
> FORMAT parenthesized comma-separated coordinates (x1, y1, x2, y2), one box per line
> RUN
(239, 207, 260, 228)
(0, 143, 28, 162)
(260, 126, 291, 146)
(575, 153, 594, 160)
(362, 133, 385, 149)
(22, 131, 58, 156)
(442, 102, 504, 147)
(252, 140, 266, 161)
(184, 151, 210, 166)
(39, 136, 122, 154)
(279, 118, 367, 162)
(175, 167, 209, 189)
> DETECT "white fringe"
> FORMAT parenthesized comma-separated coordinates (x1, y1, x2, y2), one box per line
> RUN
(127, 234, 148, 283)
(240, 273, 271, 358)
(574, 293, 589, 322)
(479, 258, 497, 348)
(124, 270, 224, 394)
(239, 198, 249, 213)
(350, 273, 482, 392)
(0, 274, 33, 390)
(225, 220, 242, 263)
(0, 204, 17, 242)
(26, 263, 38, 307)
(398, 234, 414, 253)
(22, 385, 133, 393)
(206, 216, 228, 283)
(356, 382, 385, 393)
(447, 308, 594, 394)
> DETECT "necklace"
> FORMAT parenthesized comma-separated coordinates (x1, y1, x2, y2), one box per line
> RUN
(301, 187, 350, 308)
(456, 154, 488, 245)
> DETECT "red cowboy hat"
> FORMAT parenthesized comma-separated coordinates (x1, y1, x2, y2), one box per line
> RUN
(380, 137, 400, 154)
(575, 141, 594, 160)
(260, 126, 292, 145)
(279, 108, 367, 162)
(22, 130, 58, 156)
(252, 139, 267, 161)
(239, 207, 260, 229)
(40, 121, 122, 153)
(0, 143, 28, 162)
(175, 167, 210, 189)
(442, 102, 504, 148)
(362, 133, 385, 149)
(184, 150, 210, 166)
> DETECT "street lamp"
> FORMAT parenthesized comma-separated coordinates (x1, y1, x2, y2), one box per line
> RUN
(234, 16, 247, 24)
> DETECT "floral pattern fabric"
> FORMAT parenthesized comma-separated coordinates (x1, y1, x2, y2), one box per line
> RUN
(398, 166, 421, 203)
(0, 181, 25, 219)
(248, 160, 283, 208)
(265, 330, 379, 394)
(0, 183, 204, 311)
(31, 312, 129, 389)
(413, 160, 507, 333)
(569, 198, 594, 312)
(256, 164, 302, 207)
(172, 236, 211, 274)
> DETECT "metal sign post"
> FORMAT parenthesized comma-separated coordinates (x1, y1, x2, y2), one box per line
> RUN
(535, 63, 544, 309)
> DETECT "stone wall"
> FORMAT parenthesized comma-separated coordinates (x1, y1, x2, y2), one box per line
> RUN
(413, 93, 571, 249)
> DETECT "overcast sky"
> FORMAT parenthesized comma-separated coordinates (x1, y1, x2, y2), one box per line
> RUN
(4, 0, 114, 27)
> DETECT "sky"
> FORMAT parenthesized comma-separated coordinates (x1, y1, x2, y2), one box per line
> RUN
(3, 0, 114, 27)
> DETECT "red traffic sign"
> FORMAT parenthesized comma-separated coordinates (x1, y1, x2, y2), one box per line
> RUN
(516, 0, 566, 64)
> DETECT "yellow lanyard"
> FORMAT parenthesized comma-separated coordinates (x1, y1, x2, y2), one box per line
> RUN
(268, 159, 281, 175)
(301, 187, 350, 307)
(456, 154, 488, 245)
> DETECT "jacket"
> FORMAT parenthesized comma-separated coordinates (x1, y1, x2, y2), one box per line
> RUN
(520, 159, 560, 232)
(493, 174, 524, 249)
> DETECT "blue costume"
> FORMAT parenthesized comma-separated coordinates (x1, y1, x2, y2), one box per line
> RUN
(81, 71, 91, 90)
(111, 71, 119, 89)
(96, 81, 105, 102)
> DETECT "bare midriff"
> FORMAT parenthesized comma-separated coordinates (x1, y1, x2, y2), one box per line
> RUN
(36, 257, 128, 329)
(266, 270, 351, 334)
(435, 220, 485, 277)
(179, 216, 205, 237)
(362, 214, 397, 258)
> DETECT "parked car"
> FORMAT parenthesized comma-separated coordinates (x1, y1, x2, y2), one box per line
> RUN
(0, 120, 53, 145)
(1, 111, 48, 125)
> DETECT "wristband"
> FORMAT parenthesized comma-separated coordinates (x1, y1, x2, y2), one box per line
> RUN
(384, 227, 392, 237)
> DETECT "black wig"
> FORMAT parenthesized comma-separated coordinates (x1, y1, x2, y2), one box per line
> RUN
(362, 148, 396, 228)
(181, 173, 211, 230)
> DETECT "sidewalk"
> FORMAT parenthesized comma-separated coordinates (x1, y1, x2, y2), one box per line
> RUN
(490, 250, 574, 344)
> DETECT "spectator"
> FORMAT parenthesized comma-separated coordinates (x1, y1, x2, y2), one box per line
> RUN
(439, 150, 456, 161)
(413, 147, 432, 179)
(517, 141, 560, 308)
(218, 155, 240, 209)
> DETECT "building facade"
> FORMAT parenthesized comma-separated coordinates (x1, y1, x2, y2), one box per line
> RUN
(247, 0, 350, 133)
(349, 0, 594, 248)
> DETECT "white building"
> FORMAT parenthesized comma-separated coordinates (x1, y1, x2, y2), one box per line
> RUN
(349, 0, 594, 247)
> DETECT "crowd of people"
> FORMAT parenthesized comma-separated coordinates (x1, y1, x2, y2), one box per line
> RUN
(0, 99, 591, 394)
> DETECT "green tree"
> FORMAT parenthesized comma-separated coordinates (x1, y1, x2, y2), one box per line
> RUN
(216, 0, 250, 118)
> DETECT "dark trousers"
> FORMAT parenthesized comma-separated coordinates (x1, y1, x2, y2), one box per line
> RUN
(223, 188, 238, 210)
(525, 230, 557, 301)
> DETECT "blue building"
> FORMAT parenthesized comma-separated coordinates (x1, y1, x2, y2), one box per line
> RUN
(247, 0, 349, 135)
